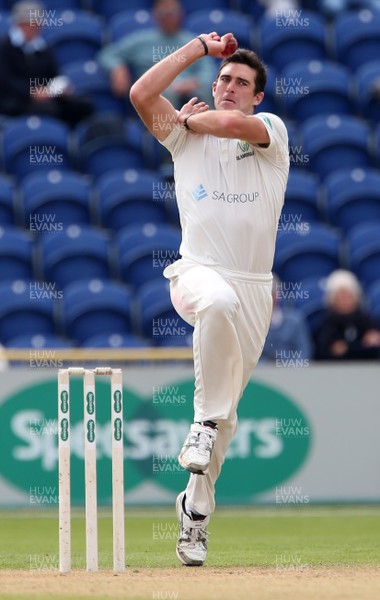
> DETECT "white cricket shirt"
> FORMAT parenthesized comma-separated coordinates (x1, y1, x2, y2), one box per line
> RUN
(160, 112, 289, 275)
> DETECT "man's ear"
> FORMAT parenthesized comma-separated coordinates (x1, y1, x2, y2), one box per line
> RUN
(253, 91, 264, 107)
(212, 81, 217, 96)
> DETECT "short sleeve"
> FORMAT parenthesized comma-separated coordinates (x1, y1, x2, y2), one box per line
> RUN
(253, 112, 290, 168)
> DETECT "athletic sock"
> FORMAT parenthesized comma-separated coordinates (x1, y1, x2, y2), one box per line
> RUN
(185, 497, 207, 521)
(196, 420, 218, 430)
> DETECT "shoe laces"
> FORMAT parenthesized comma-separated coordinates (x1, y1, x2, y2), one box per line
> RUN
(187, 431, 214, 457)
(179, 524, 210, 549)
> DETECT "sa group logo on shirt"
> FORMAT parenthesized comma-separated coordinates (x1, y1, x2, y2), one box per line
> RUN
(192, 184, 208, 201)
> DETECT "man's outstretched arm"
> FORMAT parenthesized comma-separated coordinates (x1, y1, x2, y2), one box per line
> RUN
(129, 32, 238, 142)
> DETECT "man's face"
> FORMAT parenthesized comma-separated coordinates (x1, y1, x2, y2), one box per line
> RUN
(154, 0, 183, 35)
(212, 63, 264, 114)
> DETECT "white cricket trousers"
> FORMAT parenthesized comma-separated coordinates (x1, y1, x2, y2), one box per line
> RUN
(164, 259, 273, 516)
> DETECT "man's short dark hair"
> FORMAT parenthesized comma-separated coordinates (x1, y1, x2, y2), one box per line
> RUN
(216, 49, 267, 94)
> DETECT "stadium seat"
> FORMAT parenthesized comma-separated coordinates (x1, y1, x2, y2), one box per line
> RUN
(80, 332, 150, 347)
(324, 168, 380, 234)
(135, 278, 193, 345)
(301, 114, 372, 180)
(108, 10, 154, 41)
(0, 227, 35, 282)
(237, 0, 265, 21)
(280, 60, 353, 123)
(292, 275, 327, 337)
(0, 10, 10, 38)
(6, 333, 73, 348)
(20, 169, 93, 229)
(61, 60, 126, 116)
(75, 113, 145, 178)
(42, 10, 104, 67)
(258, 10, 327, 73)
(61, 278, 133, 343)
(367, 279, 380, 328)
(257, 66, 279, 115)
(2, 115, 71, 180)
(355, 60, 380, 123)
(0, 176, 16, 226)
(333, 9, 380, 72)
(0, 280, 56, 343)
(90, 0, 152, 21)
(38, 224, 112, 288)
(274, 223, 342, 284)
(181, 0, 230, 15)
(185, 10, 253, 49)
(279, 171, 322, 229)
(346, 223, 380, 289)
(116, 223, 181, 289)
(97, 168, 169, 231)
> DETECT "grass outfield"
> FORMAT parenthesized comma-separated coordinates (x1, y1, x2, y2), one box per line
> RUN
(0, 505, 379, 570)
(0, 506, 379, 600)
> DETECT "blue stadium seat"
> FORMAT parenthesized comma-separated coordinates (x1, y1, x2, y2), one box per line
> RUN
(333, 9, 380, 72)
(355, 60, 380, 123)
(280, 60, 353, 123)
(367, 279, 380, 328)
(61, 278, 133, 343)
(0, 10, 10, 38)
(347, 223, 380, 289)
(135, 278, 193, 345)
(2, 115, 71, 179)
(185, 10, 253, 49)
(181, 0, 230, 15)
(6, 333, 73, 348)
(97, 168, 168, 231)
(257, 66, 279, 115)
(274, 223, 342, 284)
(75, 115, 145, 178)
(259, 10, 327, 73)
(116, 223, 181, 288)
(292, 275, 327, 336)
(237, 0, 265, 21)
(0, 280, 56, 343)
(42, 10, 104, 67)
(62, 60, 126, 116)
(301, 114, 372, 180)
(324, 168, 380, 234)
(279, 171, 321, 229)
(108, 9, 154, 41)
(0, 227, 35, 282)
(0, 176, 16, 225)
(90, 0, 152, 21)
(80, 332, 151, 347)
(38, 224, 112, 288)
(21, 169, 93, 228)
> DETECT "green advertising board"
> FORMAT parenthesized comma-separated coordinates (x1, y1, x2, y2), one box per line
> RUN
(0, 376, 311, 505)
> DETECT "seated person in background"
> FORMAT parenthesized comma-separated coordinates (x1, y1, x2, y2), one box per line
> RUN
(98, 0, 216, 107)
(261, 274, 313, 363)
(0, 0, 93, 126)
(315, 270, 380, 360)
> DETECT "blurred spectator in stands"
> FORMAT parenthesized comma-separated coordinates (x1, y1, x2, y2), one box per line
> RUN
(315, 270, 380, 360)
(260, 0, 300, 17)
(98, 0, 216, 108)
(0, 0, 93, 126)
(260, 274, 313, 363)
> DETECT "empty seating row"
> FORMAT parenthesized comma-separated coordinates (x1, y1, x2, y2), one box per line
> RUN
(0, 277, 192, 347)
(1, 113, 380, 182)
(2, 164, 379, 236)
(1, 220, 379, 293)
(0, 223, 181, 289)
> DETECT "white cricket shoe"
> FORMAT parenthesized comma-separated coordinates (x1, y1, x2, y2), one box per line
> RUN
(176, 491, 210, 566)
(178, 423, 217, 474)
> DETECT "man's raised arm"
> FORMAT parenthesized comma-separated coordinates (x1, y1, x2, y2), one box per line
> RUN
(129, 32, 238, 142)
